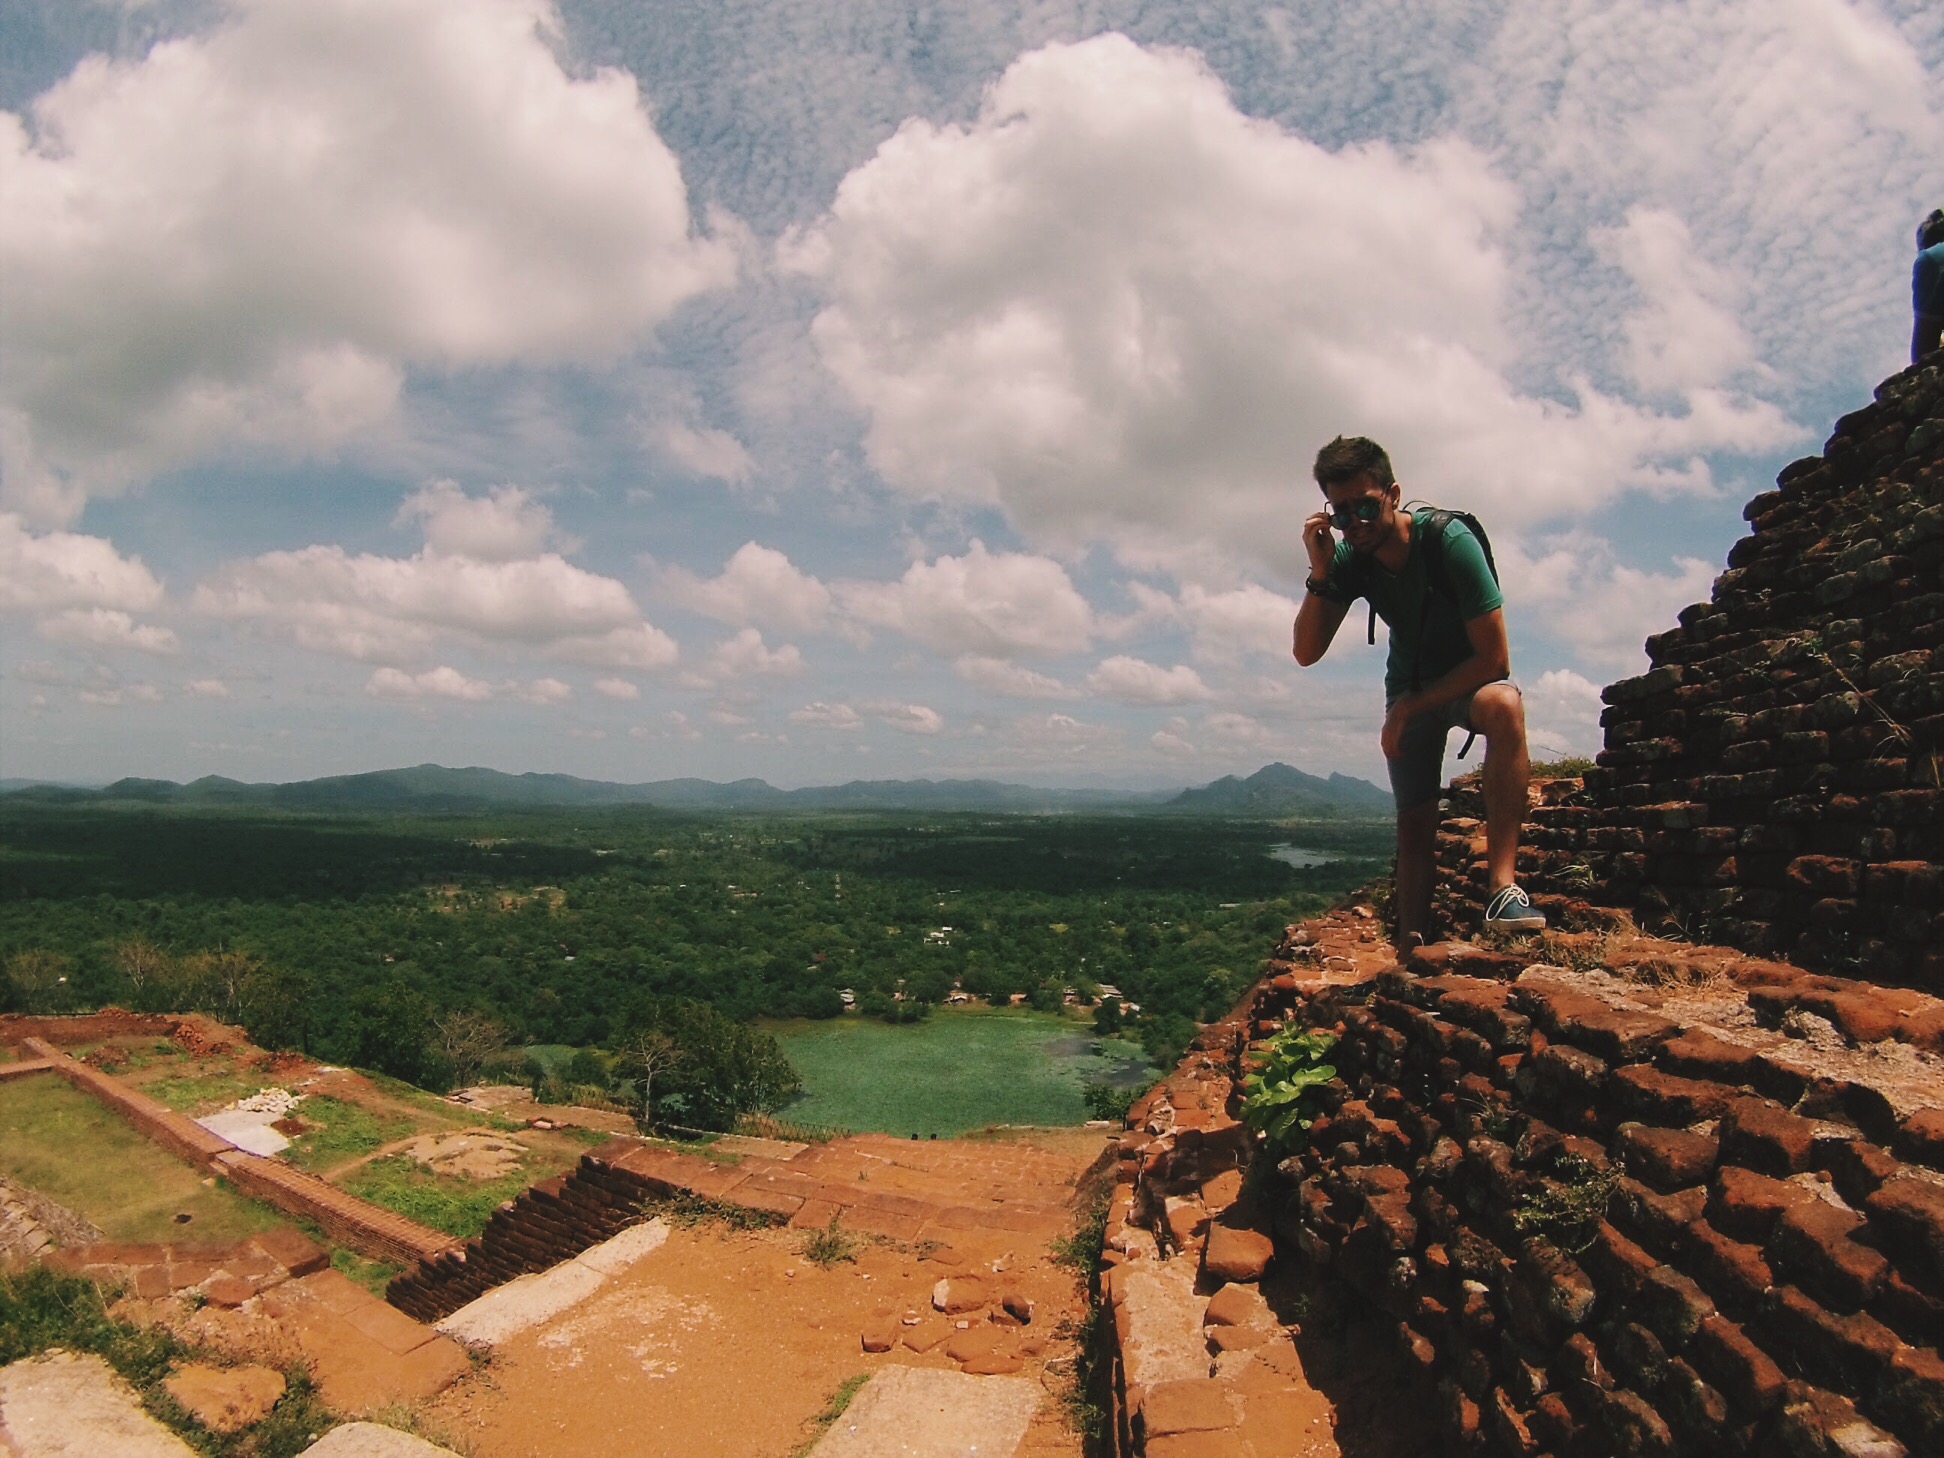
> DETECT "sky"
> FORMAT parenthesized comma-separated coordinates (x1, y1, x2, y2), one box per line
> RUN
(2, 0, 1939, 790)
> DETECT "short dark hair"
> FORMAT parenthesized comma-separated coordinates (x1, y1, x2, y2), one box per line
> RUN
(1921, 210, 1944, 250)
(1312, 436, 1394, 492)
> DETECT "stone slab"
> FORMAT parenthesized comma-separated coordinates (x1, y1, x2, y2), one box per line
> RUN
(302, 1422, 463, 1456)
(437, 1218, 669, 1346)
(0, 1351, 198, 1458)
(807, 1365, 1039, 1457)
(195, 1108, 292, 1156)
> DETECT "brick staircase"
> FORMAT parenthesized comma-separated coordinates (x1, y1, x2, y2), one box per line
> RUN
(387, 1130, 1096, 1322)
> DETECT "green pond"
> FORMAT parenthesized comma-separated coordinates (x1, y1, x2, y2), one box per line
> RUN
(763, 1008, 1156, 1136)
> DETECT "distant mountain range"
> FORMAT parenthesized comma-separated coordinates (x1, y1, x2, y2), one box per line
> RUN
(0, 760, 1391, 818)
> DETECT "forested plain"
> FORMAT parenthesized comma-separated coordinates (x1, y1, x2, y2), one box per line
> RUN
(0, 801, 1389, 1119)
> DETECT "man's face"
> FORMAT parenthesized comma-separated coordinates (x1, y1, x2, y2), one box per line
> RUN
(1322, 474, 1397, 553)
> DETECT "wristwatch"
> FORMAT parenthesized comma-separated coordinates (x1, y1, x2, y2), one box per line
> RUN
(1304, 574, 1332, 597)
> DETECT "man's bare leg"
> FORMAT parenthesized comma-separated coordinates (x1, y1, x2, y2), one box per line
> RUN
(1471, 682, 1530, 892)
(1393, 800, 1440, 948)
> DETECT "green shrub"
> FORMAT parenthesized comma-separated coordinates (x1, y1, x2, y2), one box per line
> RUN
(1238, 1027, 1338, 1158)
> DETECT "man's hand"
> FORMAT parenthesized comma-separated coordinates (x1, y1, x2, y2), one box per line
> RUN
(1302, 512, 1335, 580)
(1381, 695, 1420, 759)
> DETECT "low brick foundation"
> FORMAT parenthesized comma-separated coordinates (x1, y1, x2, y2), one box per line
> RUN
(15, 1036, 457, 1268)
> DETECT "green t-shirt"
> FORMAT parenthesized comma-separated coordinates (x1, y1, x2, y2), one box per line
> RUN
(1319, 507, 1503, 702)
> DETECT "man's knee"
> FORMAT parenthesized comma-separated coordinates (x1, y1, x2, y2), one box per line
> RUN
(1471, 682, 1526, 742)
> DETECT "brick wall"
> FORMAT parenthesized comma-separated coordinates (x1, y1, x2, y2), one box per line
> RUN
(1245, 952, 1943, 1456)
(1430, 356, 1941, 987)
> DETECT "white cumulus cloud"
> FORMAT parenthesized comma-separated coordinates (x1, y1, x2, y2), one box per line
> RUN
(790, 701, 864, 730)
(397, 480, 566, 562)
(194, 483, 678, 672)
(661, 542, 831, 634)
(838, 541, 1092, 659)
(787, 33, 1803, 576)
(952, 655, 1069, 700)
(863, 700, 944, 735)
(592, 676, 640, 701)
(0, 0, 736, 523)
(1083, 655, 1211, 705)
(366, 665, 496, 702)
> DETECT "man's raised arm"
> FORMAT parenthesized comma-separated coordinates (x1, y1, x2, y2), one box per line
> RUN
(1293, 507, 1349, 666)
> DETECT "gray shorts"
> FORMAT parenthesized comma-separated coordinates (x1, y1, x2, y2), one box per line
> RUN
(1386, 681, 1519, 812)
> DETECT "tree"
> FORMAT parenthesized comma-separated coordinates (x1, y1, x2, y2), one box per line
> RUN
(431, 1008, 507, 1090)
(623, 997, 801, 1131)
(613, 1027, 678, 1127)
(113, 938, 172, 1007)
(341, 984, 436, 1084)
(3, 950, 69, 1014)
(1093, 996, 1124, 1035)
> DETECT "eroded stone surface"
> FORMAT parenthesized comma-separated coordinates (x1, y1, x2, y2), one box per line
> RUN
(162, 1362, 285, 1434)
(806, 1366, 1039, 1457)
(0, 1350, 198, 1458)
(302, 1423, 463, 1456)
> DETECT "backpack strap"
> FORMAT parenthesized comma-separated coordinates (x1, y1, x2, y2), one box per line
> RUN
(1409, 509, 1455, 693)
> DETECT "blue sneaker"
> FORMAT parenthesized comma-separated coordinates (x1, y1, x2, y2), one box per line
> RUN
(1484, 884, 1547, 932)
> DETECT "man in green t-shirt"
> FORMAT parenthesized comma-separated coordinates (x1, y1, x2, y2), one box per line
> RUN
(1292, 435, 1545, 947)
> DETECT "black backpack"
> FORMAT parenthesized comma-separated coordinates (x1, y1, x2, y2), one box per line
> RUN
(1344, 505, 1499, 689)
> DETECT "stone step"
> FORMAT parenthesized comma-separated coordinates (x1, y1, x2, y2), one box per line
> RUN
(806, 1366, 1039, 1458)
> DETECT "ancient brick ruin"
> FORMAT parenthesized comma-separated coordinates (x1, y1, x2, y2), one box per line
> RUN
(1099, 359, 1943, 1457)
(1436, 353, 1942, 984)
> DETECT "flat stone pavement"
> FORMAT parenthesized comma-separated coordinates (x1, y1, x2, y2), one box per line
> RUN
(807, 1367, 1040, 1458)
(0, 1351, 197, 1458)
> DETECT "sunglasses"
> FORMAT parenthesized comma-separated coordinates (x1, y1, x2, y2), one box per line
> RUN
(1329, 498, 1385, 530)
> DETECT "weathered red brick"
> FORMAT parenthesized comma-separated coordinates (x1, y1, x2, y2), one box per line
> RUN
(1616, 1123, 1720, 1192)
(1774, 1381, 1903, 1458)
(1513, 984, 1679, 1063)
(1614, 1179, 1709, 1256)
(1894, 1107, 1944, 1168)
(1636, 1265, 1716, 1349)
(1864, 1171, 1944, 1286)
(1879, 1342, 1944, 1453)
(1584, 1221, 1658, 1297)
(1769, 1200, 1891, 1312)
(1765, 1285, 1901, 1398)
(1609, 1065, 1739, 1124)
(1708, 1167, 1818, 1244)
(1811, 1136, 1901, 1207)
(1718, 1096, 1816, 1176)
(1657, 1028, 1764, 1084)
(1690, 1313, 1787, 1418)
(1681, 1219, 1773, 1313)
(1589, 1385, 1675, 1458)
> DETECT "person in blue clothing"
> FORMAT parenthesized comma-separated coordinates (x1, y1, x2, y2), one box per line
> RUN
(1914, 209, 1944, 365)
(1292, 435, 1544, 949)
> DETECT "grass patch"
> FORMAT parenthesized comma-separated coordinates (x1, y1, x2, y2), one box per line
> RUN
(763, 1007, 1154, 1135)
(801, 1215, 857, 1267)
(282, 1096, 415, 1174)
(338, 1156, 537, 1240)
(141, 1068, 269, 1116)
(0, 1264, 338, 1458)
(0, 1077, 282, 1243)
(790, 1373, 871, 1458)
(642, 1190, 782, 1232)
(329, 1247, 404, 1299)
